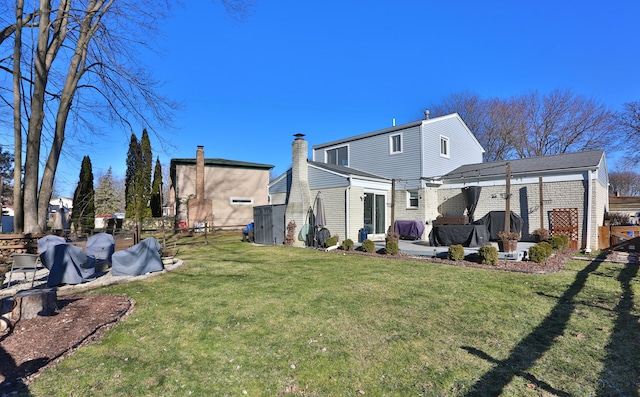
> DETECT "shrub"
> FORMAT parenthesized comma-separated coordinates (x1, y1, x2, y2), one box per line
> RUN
(605, 212, 630, 226)
(448, 244, 465, 261)
(325, 237, 338, 248)
(385, 240, 400, 255)
(341, 239, 354, 251)
(529, 243, 551, 263)
(362, 239, 376, 253)
(538, 241, 553, 257)
(532, 228, 550, 241)
(558, 234, 570, 248)
(549, 235, 567, 250)
(478, 245, 499, 265)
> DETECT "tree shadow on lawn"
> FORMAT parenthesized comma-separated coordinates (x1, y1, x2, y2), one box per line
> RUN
(461, 254, 640, 396)
(596, 262, 640, 396)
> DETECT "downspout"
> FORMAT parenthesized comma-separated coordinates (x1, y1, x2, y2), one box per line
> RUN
(584, 170, 593, 253)
(346, 177, 351, 241)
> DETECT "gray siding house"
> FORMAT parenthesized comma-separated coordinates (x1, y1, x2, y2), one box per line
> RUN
(270, 113, 482, 242)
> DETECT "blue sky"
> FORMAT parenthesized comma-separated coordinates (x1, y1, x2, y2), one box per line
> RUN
(57, 0, 640, 194)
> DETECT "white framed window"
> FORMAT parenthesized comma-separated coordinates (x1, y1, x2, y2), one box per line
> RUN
(407, 190, 419, 208)
(230, 197, 254, 205)
(326, 145, 348, 166)
(389, 133, 402, 154)
(440, 135, 450, 158)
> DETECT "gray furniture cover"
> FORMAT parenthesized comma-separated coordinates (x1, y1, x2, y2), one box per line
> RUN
(111, 238, 163, 276)
(86, 233, 115, 264)
(46, 244, 96, 287)
(37, 235, 67, 269)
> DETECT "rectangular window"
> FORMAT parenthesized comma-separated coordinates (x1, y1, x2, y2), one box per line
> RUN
(230, 197, 254, 205)
(390, 133, 402, 154)
(440, 135, 450, 158)
(407, 190, 419, 208)
(326, 146, 348, 166)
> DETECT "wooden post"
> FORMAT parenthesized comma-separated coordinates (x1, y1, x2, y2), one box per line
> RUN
(390, 179, 396, 233)
(504, 162, 511, 233)
(11, 288, 57, 321)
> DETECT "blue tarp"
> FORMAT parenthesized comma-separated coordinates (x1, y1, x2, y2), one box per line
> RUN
(45, 244, 96, 287)
(111, 238, 163, 276)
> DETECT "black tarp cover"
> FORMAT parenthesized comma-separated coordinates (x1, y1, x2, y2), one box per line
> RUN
(473, 211, 523, 240)
(463, 186, 482, 222)
(111, 237, 163, 276)
(428, 224, 490, 247)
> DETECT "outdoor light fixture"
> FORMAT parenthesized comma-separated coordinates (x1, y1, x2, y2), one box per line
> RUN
(500, 193, 512, 199)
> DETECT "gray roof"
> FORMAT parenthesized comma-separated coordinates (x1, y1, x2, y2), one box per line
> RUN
(309, 161, 389, 181)
(171, 158, 274, 170)
(441, 150, 605, 180)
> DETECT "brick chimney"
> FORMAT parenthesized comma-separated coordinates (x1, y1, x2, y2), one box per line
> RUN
(285, 134, 312, 247)
(195, 145, 205, 199)
(188, 145, 213, 227)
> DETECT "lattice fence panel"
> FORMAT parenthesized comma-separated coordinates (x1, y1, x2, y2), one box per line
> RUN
(551, 208, 579, 248)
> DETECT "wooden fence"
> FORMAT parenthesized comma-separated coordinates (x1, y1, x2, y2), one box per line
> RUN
(598, 225, 640, 252)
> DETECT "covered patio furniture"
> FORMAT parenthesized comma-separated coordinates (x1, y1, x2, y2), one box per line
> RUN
(473, 211, 523, 240)
(428, 224, 490, 247)
(37, 235, 67, 270)
(86, 233, 115, 269)
(394, 220, 425, 240)
(111, 238, 163, 276)
(46, 244, 96, 287)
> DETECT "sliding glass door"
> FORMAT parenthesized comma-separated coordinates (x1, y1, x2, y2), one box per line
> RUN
(364, 192, 386, 238)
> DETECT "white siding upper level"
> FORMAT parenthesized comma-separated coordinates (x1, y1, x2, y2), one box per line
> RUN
(312, 113, 484, 189)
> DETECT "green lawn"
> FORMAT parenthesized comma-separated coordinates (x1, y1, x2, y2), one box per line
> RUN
(27, 233, 640, 396)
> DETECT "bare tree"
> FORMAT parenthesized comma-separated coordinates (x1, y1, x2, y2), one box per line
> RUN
(514, 89, 619, 158)
(430, 89, 618, 161)
(1, 0, 252, 233)
(618, 101, 640, 167)
(609, 171, 640, 196)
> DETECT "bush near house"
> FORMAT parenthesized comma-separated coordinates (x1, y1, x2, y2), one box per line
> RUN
(448, 244, 465, 261)
(385, 240, 399, 255)
(325, 237, 338, 248)
(341, 239, 354, 251)
(549, 234, 569, 250)
(529, 242, 552, 263)
(478, 245, 499, 265)
(362, 239, 376, 253)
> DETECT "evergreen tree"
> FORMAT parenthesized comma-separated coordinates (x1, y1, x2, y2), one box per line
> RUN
(150, 158, 163, 217)
(71, 156, 95, 233)
(125, 133, 142, 219)
(140, 129, 153, 219)
(95, 167, 122, 215)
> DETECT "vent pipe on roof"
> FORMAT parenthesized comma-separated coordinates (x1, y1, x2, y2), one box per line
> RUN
(392, 118, 396, 127)
(424, 109, 430, 120)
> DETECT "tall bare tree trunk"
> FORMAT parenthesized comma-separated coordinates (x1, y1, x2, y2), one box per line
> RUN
(12, 0, 24, 233)
(22, 0, 52, 233)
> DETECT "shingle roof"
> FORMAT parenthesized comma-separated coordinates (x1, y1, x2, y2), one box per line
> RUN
(441, 150, 605, 180)
(309, 161, 389, 181)
(171, 158, 274, 170)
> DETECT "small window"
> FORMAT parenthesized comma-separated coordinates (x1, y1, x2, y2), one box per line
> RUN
(230, 197, 254, 205)
(407, 190, 419, 208)
(390, 133, 402, 154)
(440, 135, 450, 158)
(326, 146, 348, 166)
